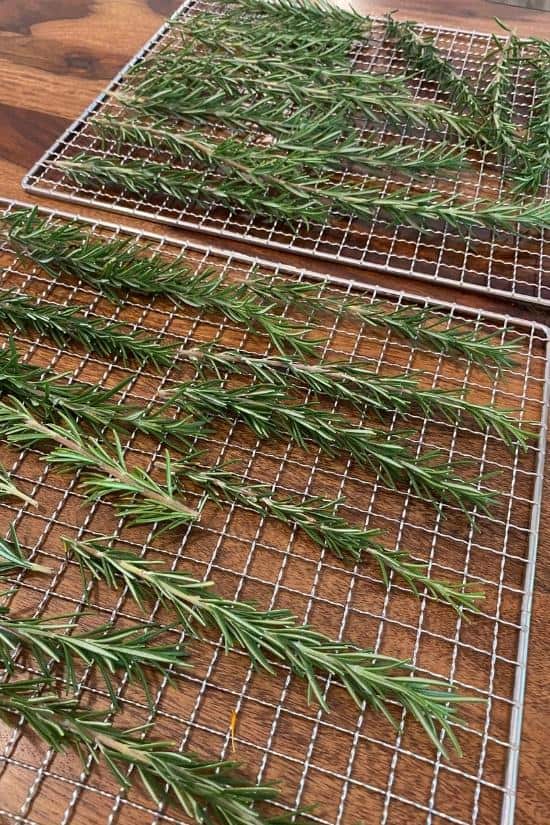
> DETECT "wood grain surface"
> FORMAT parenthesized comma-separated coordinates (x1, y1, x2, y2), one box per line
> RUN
(0, 2, 549, 824)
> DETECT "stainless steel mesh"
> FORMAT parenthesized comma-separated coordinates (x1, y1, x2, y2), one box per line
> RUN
(0, 200, 547, 825)
(21, 1, 550, 307)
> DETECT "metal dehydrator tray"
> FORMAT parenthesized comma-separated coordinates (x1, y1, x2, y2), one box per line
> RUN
(0, 199, 548, 825)
(22, 1, 550, 307)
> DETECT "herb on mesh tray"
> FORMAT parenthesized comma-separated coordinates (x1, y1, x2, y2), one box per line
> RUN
(223, 0, 367, 28)
(384, 17, 484, 118)
(0, 610, 188, 704)
(1, 208, 521, 369)
(0, 527, 52, 575)
(0, 399, 199, 530)
(511, 42, 550, 193)
(479, 31, 530, 171)
(0, 333, 524, 451)
(98, 115, 467, 179)
(179, 350, 527, 447)
(175, 460, 483, 609)
(66, 535, 478, 752)
(0, 290, 177, 369)
(248, 282, 521, 370)
(120, 57, 475, 142)
(0, 345, 487, 605)
(56, 154, 550, 234)
(1, 211, 318, 359)
(0, 679, 295, 825)
(165, 380, 496, 513)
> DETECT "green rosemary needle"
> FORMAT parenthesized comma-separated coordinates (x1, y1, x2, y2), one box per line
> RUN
(0, 527, 52, 576)
(0, 398, 199, 530)
(166, 380, 496, 513)
(0, 462, 37, 508)
(0, 679, 292, 825)
(0, 610, 188, 704)
(56, 154, 550, 233)
(67, 535, 476, 752)
(0, 290, 177, 369)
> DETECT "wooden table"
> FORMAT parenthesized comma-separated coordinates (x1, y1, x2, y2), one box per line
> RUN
(0, 1, 548, 824)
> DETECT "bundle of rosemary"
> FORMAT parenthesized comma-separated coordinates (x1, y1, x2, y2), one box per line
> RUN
(49, 0, 550, 232)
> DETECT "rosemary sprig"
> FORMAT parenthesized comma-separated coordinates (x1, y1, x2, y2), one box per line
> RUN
(177, 460, 483, 609)
(0, 290, 177, 369)
(511, 43, 550, 193)
(179, 347, 527, 448)
(67, 535, 476, 751)
(97, 115, 467, 181)
(0, 399, 199, 530)
(0, 609, 188, 703)
(178, 8, 365, 67)
(1, 210, 318, 358)
(223, 0, 367, 29)
(250, 284, 520, 370)
(384, 17, 484, 118)
(0, 462, 37, 508)
(0, 679, 292, 825)
(0, 527, 52, 575)
(56, 154, 550, 233)
(166, 380, 496, 513)
(122, 56, 475, 142)
(480, 32, 526, 164)
(1, 207, 520, 368)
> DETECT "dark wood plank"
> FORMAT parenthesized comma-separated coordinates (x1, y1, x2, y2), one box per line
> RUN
(0, 2, 548, 824)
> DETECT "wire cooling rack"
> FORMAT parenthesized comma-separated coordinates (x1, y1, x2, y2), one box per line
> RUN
(21, 1, 550, 307)
(0, 199, 548, 825)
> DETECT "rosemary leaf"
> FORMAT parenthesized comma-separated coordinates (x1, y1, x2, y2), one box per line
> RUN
(67, 536, 478, 752)
(0, 527, 52, 575)
(0, 463, 37, 508)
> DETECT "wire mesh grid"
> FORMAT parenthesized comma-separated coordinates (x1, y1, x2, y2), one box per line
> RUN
(0, 199, 548, 825)
(21, 0, 550, 308)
